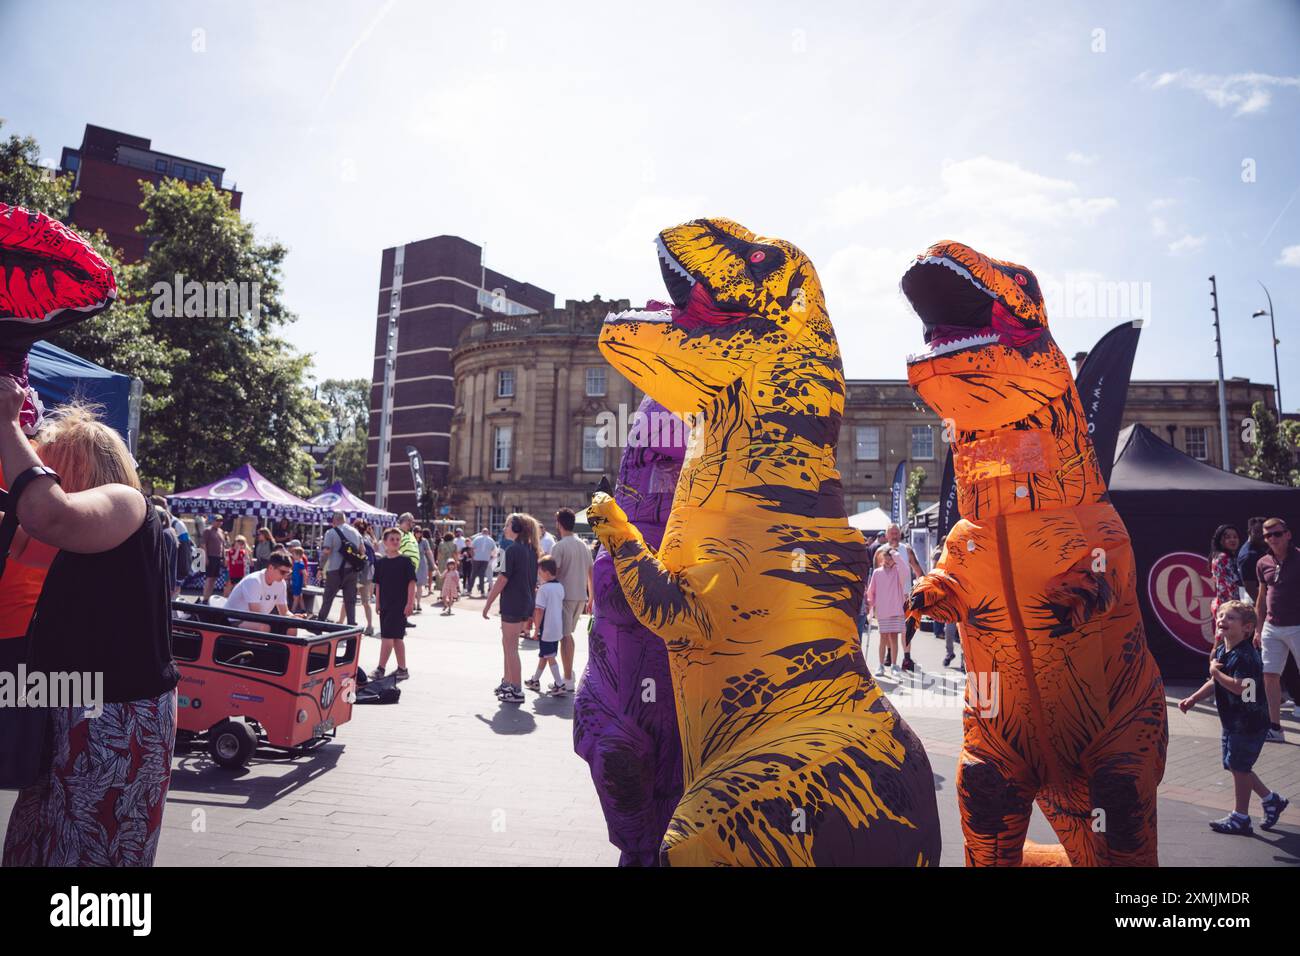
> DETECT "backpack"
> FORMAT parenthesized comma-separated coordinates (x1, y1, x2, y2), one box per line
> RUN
(330, 526, 367, 572)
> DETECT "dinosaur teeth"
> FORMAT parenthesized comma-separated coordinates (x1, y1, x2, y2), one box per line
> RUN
(906, 331, 1001, 364)
(916, 255, 996, 298)
(605, 307, 673, 324)
(656, 235, 696, 285)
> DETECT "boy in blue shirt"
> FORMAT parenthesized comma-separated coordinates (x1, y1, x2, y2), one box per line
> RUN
(1180, 600, 1289, 834)
(524, 557, 566, 696)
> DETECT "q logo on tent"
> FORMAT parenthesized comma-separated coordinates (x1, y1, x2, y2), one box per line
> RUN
(1147, 551, 1215, 654)
(209, 478, 248, 499)
(255, 479, 292, 503)
(315, 493, 341, 509)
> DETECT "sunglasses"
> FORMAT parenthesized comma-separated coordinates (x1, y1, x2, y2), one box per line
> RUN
(1264, 530, 1288, 539)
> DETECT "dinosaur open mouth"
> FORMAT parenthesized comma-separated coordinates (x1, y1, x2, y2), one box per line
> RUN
(656, 235, 695, 310)
(903, 255, 1038, 365)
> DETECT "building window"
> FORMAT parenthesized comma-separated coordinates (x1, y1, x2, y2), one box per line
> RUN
(911, 425, 935, 460)
(582, 426, 603, 472)
(1185, 426, 1208, 461)
(585, 367, 607, 397)
(497, 369, 515, 398)
(489, 505, 505, 537)
(154, 158, 167, 173)
(474, 505, 483, 530)
(857, 500, 881, 513)
(855, 426, 880, 461)
(493, 425, 512, 471)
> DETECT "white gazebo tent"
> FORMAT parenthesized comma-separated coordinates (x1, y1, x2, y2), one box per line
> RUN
(847, 506, 892, 533)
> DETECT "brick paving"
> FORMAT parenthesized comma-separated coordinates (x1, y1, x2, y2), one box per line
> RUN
(1, 597, 1296, 866)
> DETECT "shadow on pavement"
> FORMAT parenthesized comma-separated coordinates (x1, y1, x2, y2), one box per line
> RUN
(530, 694, 574, 721)
(166, 744, 346, 811)
(476, 706, 537, 734)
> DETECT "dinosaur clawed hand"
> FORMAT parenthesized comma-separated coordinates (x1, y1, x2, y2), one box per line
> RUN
(906, 572, 964, 627)
(1043, 562, 1116, 632)
(588, 491, 631, 545)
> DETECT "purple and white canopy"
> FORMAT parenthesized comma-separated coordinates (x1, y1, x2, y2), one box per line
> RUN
(168, 463, 322, 521)
(308, 480, 397, 527)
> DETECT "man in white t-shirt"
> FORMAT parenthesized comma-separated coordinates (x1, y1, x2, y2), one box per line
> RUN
(470, 528, 496, 596)
(885, 523, 925, 671)
(225, 552, 296, 633)
(540, 530, 556, 556)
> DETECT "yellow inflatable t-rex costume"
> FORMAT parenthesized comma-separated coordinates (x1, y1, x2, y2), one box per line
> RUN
(900, 241, 1168, 866)
(588, 218, 940, 866)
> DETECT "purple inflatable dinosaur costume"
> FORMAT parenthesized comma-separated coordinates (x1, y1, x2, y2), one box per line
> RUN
(573, 396, 687, 866)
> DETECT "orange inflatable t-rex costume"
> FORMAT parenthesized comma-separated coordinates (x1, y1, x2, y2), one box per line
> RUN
(900, 241, 1168, 866)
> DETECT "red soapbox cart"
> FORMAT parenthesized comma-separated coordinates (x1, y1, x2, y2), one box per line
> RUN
(170, 601, 363, 769)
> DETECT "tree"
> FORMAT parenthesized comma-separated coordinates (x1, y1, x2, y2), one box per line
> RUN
(1237, 400, 1300, 487)
(0, 121, 76, 220)
(321, 429, 368, 492)
(318, 378, 370, 444)
(130, 177, 325, 494)
(0, 123, 186, 458)
(905, 465, 928, 522)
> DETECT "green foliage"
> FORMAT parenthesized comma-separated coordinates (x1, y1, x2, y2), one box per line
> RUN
(321, 429, 368, 493)
(1237, 400, 1300, 487)
(905, 465, 928, 521)
(131, 178, 323, 494)
(2, 123, 328, 496)
(318, 378, 370, 444)
(0, 121, 77, 220)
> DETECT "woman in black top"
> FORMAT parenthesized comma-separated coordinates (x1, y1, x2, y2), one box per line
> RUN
(483, 513, 540, 702)
(0, 391, 178, 867)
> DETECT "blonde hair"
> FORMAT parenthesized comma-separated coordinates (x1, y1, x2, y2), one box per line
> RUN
(1217, 599, 1257, 635)
(35, 402, 140, 494)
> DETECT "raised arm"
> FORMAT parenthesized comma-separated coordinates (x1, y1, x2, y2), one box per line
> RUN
(586, 491, 716, 643)
(0, 377, 145, 553)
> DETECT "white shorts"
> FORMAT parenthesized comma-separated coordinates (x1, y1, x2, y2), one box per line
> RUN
(1260, 621, 1300, 674)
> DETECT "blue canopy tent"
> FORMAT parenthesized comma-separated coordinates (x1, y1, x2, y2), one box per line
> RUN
(27, 341, 139, 450)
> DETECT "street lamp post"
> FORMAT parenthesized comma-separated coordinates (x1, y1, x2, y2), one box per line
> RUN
(1252, 280, 1282, 415)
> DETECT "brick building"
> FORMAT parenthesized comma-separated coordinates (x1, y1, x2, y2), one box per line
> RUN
(367, 235, 553, 514)
(58, 124, 241, 262)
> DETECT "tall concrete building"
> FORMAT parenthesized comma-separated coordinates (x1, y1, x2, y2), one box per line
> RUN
(367, 236, 553, 514)
(58, 124, 242, 262)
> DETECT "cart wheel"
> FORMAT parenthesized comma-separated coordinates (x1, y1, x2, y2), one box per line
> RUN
(207, 720, 257, 769)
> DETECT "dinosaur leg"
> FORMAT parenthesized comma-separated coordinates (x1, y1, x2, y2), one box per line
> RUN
(660, 710, 941, 867)
(957, 743, 1038, 866)
(1036, 778, 1099, 866)
(1084, 693, 1167, 865)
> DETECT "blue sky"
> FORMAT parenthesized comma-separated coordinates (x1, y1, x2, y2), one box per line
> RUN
(3, 0, 1298, 409)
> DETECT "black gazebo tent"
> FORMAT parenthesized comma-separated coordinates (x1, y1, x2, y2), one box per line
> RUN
(1109, 424, 1300, 679)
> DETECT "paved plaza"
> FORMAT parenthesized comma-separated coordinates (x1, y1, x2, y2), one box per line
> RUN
(3, 595, 1297, 867)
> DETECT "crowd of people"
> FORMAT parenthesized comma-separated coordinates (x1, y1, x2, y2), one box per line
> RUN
(1, 370, 1292, 866)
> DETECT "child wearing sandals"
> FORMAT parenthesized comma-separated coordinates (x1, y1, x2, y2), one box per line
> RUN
(1179, 600, 1289, 834)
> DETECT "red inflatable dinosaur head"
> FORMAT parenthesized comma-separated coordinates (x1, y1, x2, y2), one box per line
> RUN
(0, 203, 117, 433)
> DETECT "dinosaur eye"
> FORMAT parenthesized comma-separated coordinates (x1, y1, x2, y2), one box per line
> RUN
(1015, 273, 1027, 286)
(749, 250, 766, 264)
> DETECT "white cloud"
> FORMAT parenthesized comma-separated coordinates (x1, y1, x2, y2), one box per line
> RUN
(1150, 216, 1168, 238)
(1065, 151, 1097, 165)
(1140, 69, 1300, 116)
(1278, 244, 1300, 268)
(822, 157, 1116, 242)
(819, 244, 922, 376)
(936, 157, 1117, 232)
(1168, 234, 1207, 256)
(824, 183, 926, 226)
